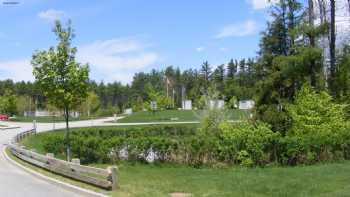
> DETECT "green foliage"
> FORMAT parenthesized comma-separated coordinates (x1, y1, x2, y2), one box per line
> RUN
(42, 134, 66, 156)
(336, 45, 350, 119)
(287, 84, 346, 135)
(196, 95, 207, 109)
(237, 150, 254, 167)
(145, 84, 173, 110)
(31, 20, 89, 161)
(276, 85, 350, 165)
(0, 90, 17, 115)
(200, 109, 226, 134)
(254, 0, 327, 131)
(219, 121, 279, 165)
(31, 20, 89, 112)
(226, 96, 238, 109)
(79, 92, 100, 116)
(16, 95, 34, 115)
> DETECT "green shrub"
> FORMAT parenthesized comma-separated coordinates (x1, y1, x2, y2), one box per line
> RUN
(42, 134, 65, 156)
(28, 96, 350, 167)
(237, 150, 253, 167)
(218, 121, 279, 165)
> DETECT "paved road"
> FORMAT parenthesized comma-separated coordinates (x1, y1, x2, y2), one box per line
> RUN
(0, 117, 198, 197)
(0, 117, 119, 197)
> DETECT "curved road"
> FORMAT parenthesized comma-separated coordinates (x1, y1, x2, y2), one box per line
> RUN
(0, 117, 120, 197)
(0, 117, 198, 196)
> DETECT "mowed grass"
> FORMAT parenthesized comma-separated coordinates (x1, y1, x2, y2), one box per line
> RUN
(10, 143, 350, 197)
(10, 116, 91, 123)
(96, 161, 350, 197)
(118, 109, 250, 123)
(20, 126, 350, 197)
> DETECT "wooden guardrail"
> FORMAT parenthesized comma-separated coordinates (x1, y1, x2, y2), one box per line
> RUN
(8, 128, 118, 190)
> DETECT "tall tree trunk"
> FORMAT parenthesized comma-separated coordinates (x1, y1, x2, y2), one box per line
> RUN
(64, 106, 71, 161)
(317, 0, 325, 23)
(309, 0, 317, 86)
(329, 0, 336, 95)
(317, 0, 328, 88)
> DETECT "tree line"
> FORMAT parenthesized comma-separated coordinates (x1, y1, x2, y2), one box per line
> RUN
(0, 57, 257, 116)
(0, 0, 349, 128)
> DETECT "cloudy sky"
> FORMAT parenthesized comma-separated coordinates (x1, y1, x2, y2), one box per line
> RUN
(0, 0, 279, 83)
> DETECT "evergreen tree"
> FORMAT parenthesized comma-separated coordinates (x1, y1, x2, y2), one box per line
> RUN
(200, 61, 212, 94)
(212, 64, 225, 98)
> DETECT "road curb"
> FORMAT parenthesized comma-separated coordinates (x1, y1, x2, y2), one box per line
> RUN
(3, 146, 108, 197)
(0, 125, 20, 130)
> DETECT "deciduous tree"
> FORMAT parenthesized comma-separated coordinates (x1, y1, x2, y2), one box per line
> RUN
(31, 20, 89, 161)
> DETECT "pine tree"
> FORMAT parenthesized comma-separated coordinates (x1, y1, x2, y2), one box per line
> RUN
(200, 61, 212, 94)
(212, 64, 225, 98)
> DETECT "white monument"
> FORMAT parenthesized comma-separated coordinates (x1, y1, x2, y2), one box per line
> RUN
(209, 100, 225, 110)
(124, 108, 133, 115)
(182, 100, 192, 110)
(238, 100, 255, 109)
(150, 101, 157, 110)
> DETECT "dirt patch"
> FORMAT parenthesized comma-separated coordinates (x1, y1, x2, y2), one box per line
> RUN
(169, 192, 192, 197)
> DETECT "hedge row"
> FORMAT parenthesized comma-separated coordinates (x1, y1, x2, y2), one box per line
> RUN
(36, 123, 350, 167)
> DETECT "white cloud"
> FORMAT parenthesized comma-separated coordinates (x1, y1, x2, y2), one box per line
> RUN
(0, 59, 33, 81)
(220, 47, 228, 52)
(246, 0, 278, 10)
(196, 47, 204, 52)
(0, 38, 159, 84)
(38, 9, 66, 21)
(76, 38, 160, 84)
(215, 20, 258, 39)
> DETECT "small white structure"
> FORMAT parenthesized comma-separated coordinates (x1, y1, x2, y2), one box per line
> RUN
(150, 101, 157, 110)
(24, 111, 52, 117)
(124, 108, 133, 115)
(70, 111, 80, 118)
(238, 100, 255, 110)
(24, 110, 80, 117)
(209, 100, 225, 110)
(182, 100, 192, 110)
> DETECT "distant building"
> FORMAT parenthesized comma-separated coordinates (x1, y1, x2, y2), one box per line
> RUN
(209, 100, 225, 110)
(238, 100, 255, 110)
(24, 110, 80, 117)
(124, 108, 133, 115)
(182, 100, 192, 110)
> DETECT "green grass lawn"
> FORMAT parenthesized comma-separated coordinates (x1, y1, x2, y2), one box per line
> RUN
(19, 125, 350, 197)
(9, 144, 350, 197)
(97, 161, 350, 197)
(10, 116, 92, 123)
(117, 109, 250, 123)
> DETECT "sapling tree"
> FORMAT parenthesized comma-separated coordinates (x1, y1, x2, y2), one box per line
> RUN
(31, 20, 89, 161)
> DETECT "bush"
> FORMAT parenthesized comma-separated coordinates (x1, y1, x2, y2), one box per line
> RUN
(41, 134, 65, 156)
(280, 85, 350, 165)
(29, 86, 350, 167)
(287, 85, 347, 136)
(218, 121, 279, 165)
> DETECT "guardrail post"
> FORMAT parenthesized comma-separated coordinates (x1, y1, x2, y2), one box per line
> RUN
(33, 120, 37, 134)
(10, 129, 117, 190)
(108, 166, 118, 190)
(46, 153, 54, 158)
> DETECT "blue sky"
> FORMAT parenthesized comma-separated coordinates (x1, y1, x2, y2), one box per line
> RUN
(0, 0, 274, 84)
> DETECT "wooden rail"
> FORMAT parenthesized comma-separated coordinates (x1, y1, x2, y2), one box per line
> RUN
(8, 129, 118, 190)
